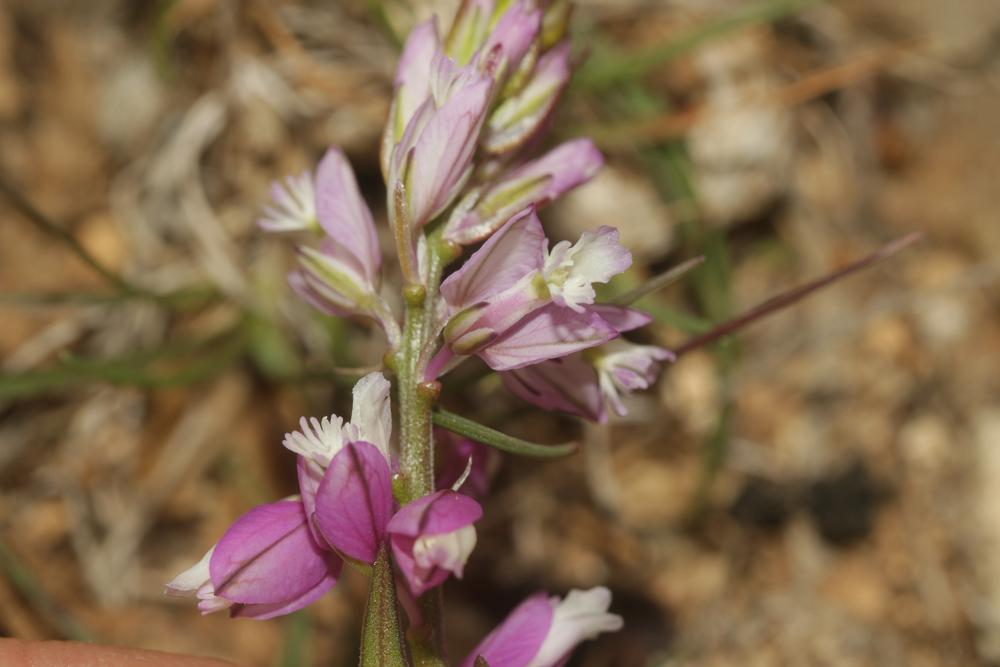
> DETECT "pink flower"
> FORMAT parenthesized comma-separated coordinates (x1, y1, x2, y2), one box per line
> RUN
(165, 500, 341, 620)
(388, 490, 483, 596)
(283, 373, 394, 562)
(434, 210, 629, 372)
(261, 149, 398, 340)
(444, 139, 604, 245)
(502, 309, 674, 421)
(462, 587, 623, 667)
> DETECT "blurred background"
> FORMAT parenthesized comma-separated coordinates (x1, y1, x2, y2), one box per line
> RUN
(1, 0, 999, 664)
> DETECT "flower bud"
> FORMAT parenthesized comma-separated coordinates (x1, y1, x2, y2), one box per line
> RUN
(482, 40, 572, 156)
(444, 139, 604, 244)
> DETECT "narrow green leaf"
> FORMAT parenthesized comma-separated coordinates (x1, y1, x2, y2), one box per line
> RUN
(610, 255, 705, 306)
(432, 408, 577, 459)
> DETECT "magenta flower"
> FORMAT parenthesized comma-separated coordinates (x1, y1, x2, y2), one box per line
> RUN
(165, 500, 341, 620)
(388, 490, 483, 596)
(283, 372, 393, 554)
(462, 587, 623, 667)
(444, 139, 604, 245)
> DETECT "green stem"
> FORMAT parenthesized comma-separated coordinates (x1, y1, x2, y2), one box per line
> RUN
(360, 546, 408, 667)
(389, 236, 453, 665)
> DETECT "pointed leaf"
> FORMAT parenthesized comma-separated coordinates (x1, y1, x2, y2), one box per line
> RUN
(432, 409, 576, 459)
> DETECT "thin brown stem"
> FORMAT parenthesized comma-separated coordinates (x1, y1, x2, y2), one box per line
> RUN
(673, 232, 923, 357)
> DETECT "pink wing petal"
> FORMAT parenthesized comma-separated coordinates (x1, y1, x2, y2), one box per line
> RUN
(209, 500, 341, 606)
(314, 148, 381, 283)
(314, 441, 394, 564)
(440, 208, 546, 310)
(478, 304, 618, 371)
(501, 355, 605, 422)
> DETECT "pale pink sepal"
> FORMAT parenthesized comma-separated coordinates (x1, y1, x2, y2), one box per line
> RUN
(478, 304, 618, 371)
(313, 441, 394, 565)
(441, 208, 546, 310)
(314, 148, 381, 285)
(501, 354, 605, 422)
(404, 68, 494, 229)
(479, 1, 542, 77)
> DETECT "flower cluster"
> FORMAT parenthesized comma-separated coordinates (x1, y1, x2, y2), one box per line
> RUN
(166, 374, 482, 614)
(170, 0, 677, 663)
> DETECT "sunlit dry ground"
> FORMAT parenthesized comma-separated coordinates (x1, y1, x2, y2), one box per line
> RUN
(1, 0, 999, 665)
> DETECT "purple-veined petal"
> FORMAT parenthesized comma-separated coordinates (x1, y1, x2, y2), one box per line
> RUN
(501, 355, 605, 422)
(444, 140, 604, 245)
(441, 208, 546, 310)
(314, 148, 381, 285)
(382, 19, 442, 177)
(393, 19, 440, 131)
(314, 441, 394, 564)
(230, 573, 337, 620)
(209, 500, 341, 606)
(478, 304, 617, 371)
(461, 594, 555, 667)
(405, 69, 493, 228)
